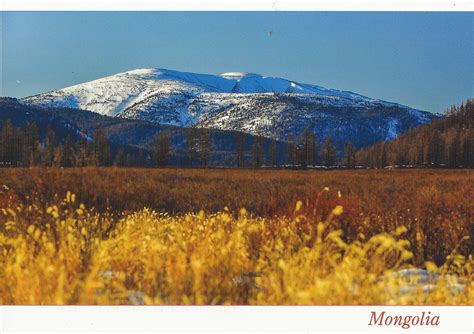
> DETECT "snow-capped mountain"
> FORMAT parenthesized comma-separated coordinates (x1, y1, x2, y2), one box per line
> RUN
(23, 68, 436, 147)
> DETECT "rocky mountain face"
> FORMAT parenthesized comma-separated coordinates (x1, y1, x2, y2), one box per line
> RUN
(23, 68, 436, 149)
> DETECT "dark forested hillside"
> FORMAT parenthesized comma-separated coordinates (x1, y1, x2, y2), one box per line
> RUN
(354, 99, 474, 168)
(0, 98, 288, 167)
(2, 97, 472, 169)
(0, 98, 143, 167)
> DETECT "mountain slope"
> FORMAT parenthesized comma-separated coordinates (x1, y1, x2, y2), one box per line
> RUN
(1, 98, 287, 166)
(23, 68, 436, 148)
(0, 97, 92, 143)
(355, 99, 474, 168)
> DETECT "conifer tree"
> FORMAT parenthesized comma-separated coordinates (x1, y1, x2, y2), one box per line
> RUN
(24, 122, 40, 166)
(286, 133, 296, 166)
(61, 135, 75, 167)
(252, 137, 264, 168)
(114, 148, 126, 167)
(199, 128, 212, 167)
(93, 129, 111, 166)
(235, 132, 246, 168)
(270, 138, 278, 167)
(154, 132, 172, 167)
(299, 129, 316, 169)
(44, 126, 56, 167)
(344, 141, 355, 168)
(322, 136, 337, 167)
(186, 127, 198, 166)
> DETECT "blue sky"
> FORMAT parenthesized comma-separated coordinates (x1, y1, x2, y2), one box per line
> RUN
(1, 12, 472, 113)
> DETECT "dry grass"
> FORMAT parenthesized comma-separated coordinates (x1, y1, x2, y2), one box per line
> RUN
(0, 168, 472, 264)
(0, 168, 472, 305)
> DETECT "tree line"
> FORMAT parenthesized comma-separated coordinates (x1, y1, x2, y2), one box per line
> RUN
(0, 120, 212, 168)
(236, 129, 345, 168)
(0, 119, 344, 168)
(155, 127, 340, 168)
(354, 99, 474, 168)
(1, 98, 472, 168)
(0, 121, 142, 167)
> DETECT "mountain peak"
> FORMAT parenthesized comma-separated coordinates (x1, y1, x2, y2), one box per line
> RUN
(22, 67, 435, 145)
(46, 67, 379, 100)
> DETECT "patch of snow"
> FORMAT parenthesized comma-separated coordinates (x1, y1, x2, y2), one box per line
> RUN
(23, 68, 418, 117)
(386, 119, 399, 140)
(22, 67, 435, 141)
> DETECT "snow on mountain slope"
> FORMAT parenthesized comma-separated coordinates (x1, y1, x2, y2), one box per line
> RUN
(23, 68, 436, 146)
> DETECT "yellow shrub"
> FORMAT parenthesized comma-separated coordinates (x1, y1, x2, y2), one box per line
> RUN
(0, 193, 472, 305)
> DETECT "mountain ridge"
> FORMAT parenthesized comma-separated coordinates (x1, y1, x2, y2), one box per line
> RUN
(22, 68, 436, 147)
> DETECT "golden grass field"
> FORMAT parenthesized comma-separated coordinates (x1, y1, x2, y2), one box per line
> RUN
(0, 168, 472, 305)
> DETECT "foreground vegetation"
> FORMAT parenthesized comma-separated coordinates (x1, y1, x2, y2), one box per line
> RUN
(0, 168, 472, 304)
(1, 168, 472, 264)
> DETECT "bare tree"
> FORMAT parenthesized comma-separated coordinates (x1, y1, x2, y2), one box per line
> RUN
(235, 132, 246, 168)
(154, 132, 172, 167)
(322, 136, 337, 167)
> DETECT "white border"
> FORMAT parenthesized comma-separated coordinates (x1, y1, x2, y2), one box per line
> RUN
(1, 3, 472, 334)
(1, 306, 473, 333)
(1, 0, 474, 11)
